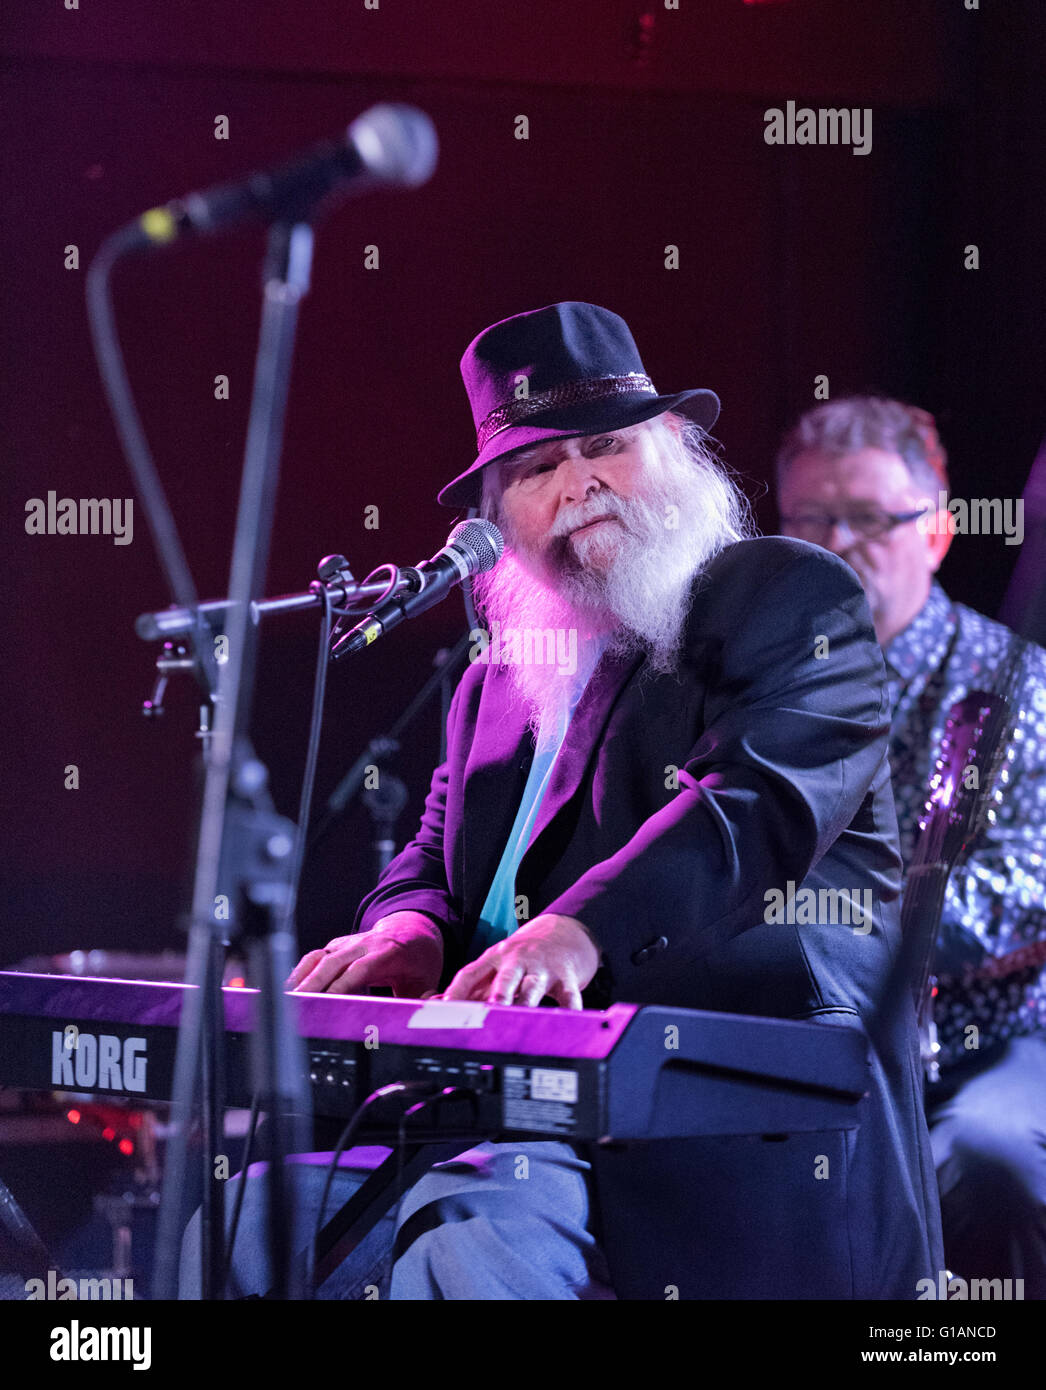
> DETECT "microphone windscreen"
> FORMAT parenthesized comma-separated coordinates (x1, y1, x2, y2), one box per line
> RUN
(448, 518, 504, 573)
(348, 105, 439, 188)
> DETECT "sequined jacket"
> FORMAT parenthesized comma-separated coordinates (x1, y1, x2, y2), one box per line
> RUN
(884, 581, 1046, 1071)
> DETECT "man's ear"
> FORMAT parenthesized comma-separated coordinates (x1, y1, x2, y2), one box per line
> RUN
(928, 519, 954, 572)
(650, 414, 683, 450)
(916, 494, 955, 572)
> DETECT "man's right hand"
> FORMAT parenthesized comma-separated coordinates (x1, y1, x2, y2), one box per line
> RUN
(286, 911, 444, 996)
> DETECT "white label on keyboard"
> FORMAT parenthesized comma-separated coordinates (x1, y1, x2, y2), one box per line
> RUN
(530, 1068, 579, 1103)
(407, 1000, 489, 1029)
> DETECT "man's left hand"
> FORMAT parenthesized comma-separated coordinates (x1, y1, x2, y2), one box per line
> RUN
(440, 914, 600, 1009)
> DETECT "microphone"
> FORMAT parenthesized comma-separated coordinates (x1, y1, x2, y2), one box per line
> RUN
(124, 103, 438, 251)
(332, 519, 504, 660)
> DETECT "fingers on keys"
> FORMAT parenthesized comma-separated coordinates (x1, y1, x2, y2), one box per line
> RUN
(287, 939, 368, 993)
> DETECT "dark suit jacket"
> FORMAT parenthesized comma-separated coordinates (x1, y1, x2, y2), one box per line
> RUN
(353, 536, 944, 1298)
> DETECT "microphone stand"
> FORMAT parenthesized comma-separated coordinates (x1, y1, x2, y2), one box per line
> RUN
(153, 218, 315, 1301)
(307, 631, 472, 856)
(362, 775, 410, 882)
(135, 565, 415, 642)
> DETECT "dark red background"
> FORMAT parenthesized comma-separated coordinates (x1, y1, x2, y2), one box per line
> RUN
(2, 0, 1043, 964)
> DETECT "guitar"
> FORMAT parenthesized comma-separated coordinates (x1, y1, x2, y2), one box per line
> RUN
(902, 687, 1016, 1081)
(942, 938, 1046, 983)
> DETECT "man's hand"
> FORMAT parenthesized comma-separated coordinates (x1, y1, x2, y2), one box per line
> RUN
(286, 911, 444, 996)
(440, 914, 600, 1009)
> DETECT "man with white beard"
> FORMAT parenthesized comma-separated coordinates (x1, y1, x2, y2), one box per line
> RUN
(185, 303, 942, 1301)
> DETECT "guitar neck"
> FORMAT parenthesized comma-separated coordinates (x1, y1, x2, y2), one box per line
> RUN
(941, 936, 1046, 986)
(900, 866, 950, 1017)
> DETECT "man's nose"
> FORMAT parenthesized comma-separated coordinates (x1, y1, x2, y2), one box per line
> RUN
(824, 518, 859, 551)
(557, 453, 603, 504)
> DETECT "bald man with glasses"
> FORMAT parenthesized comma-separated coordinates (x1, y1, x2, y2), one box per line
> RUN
(776, 395, 1046, 1298)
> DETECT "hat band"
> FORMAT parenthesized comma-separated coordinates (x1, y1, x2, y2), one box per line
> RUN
(476, 373, 656, 452)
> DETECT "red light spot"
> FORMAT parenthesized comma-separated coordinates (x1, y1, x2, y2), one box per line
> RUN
(102, 1126, 116, 1141)
(118, 1138, 134, 1156)
(229, 977, 245, 989)
(67, 1109, 81, 1124)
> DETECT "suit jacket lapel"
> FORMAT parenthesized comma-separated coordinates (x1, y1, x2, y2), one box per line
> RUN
(462, 646, 644, 918)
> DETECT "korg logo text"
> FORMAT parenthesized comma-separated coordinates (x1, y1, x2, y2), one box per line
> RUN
(51, 1031, 147, 1092)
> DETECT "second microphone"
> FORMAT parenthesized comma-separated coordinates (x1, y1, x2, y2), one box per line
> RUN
(331, 518, 503, 659)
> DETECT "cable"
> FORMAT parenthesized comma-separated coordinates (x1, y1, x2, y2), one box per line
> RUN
(87, 232, 221, 1300)
(85, 233, 217, 698)
(279, 582, 334, 936)
(353, 563, 401, 612)
(221, 1090, 262, 1295)
(391, 1086, 480, 1241)
(308, 1083, 480, 1298)
(310, 1082, 433, 1273)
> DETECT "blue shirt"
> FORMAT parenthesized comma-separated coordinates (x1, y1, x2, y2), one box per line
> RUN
(471, 637, 607, 952)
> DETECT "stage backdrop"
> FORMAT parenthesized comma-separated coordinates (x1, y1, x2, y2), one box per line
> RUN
(2, 0, 1042, 963)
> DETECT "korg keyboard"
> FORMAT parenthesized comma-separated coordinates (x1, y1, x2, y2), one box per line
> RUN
(0, 971, 870, 1141)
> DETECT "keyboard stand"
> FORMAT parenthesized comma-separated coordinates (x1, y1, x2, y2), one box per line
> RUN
(270, 1140, 468, 1299)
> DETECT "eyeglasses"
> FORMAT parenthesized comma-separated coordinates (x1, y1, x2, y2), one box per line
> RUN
(779, 506, 930, 544)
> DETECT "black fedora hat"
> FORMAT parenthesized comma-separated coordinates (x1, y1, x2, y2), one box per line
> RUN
(437, 302, 720, 509)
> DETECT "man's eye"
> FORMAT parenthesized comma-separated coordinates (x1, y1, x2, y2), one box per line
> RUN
(511, 460, 553, 487)
(592, 436, 617, 451)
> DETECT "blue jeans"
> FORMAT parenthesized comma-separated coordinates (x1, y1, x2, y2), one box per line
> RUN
(929, 1034, 1046, 1297)
(179, 1141, 616, 1300)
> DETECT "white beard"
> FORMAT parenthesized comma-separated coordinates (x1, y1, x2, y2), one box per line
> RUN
(471, 551, 612, 746)
(473, 446, 741, 743)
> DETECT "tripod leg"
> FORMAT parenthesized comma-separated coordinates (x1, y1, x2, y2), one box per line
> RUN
(0, 1171, 61, 1286)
